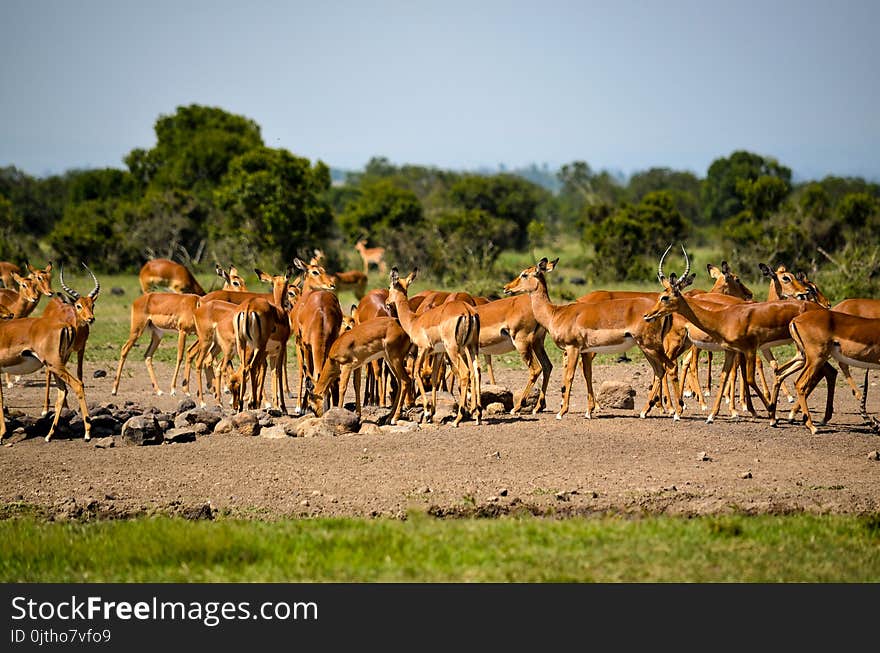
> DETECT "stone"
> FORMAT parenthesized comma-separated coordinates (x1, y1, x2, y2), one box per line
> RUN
(213, 418, 234, 434)
(93, 437, 115, 449)
(92, 369, 107, 378)
(120, 415, 163, 446)
(176, 398, 197, 414)
(486, 402, 507, 415)
(322, 407, 360, 434)
(480, 385, 514, 411)
(259, 424, 289, 439)
(597, 381, 636, 409)
(295, 417, 335, 438)
(868, 451, 880, 461)
(358, 422, 382, 436)
(741, 471, 753, 479)
(175, 407, 223, 429)
(164, 427, 197, 443)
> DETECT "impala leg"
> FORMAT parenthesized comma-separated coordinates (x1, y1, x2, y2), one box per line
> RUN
(533, 336, 552, 414)
(581, 352, 596, 418)
(142, 328, 166, 396)
(169, 329, 189, 396)
(556, 346, 580, 420)
(412, 350, 432, 423)
(768, 352, 805, 426)
(708, 352, 737, 423)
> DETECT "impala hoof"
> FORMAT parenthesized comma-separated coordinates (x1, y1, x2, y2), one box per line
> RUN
(555, 412, 563, 420)
(683, 390, 693, 398)
(673, 413, 680, 422)
(706, 416, 714, 424)
(156, 390, 164, 396)
(639, 411, 647, 419)
(40, 410, 48, 417)
(787, 396, 795, 404)
(169, 389, 176, 396)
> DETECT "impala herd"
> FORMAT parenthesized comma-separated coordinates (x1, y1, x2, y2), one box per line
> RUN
(1, 240, 879, 445)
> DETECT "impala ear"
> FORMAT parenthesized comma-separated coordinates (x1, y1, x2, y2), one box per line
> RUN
(293, 257, 307, 271)
(720, 261, 730, 275)
(390, 267, 399, 284)
(707, 264, 720, 279)
(406, 269, 418, 285)
(758, 263, 773, 278)
(679, 273, 696, 290)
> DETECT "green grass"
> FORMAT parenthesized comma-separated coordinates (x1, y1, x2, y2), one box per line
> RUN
(2, 512, 879, 582)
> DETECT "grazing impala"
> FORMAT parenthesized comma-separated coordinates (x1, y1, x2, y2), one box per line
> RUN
(138, 258, 205, 295)
(387, 268, 482, 427)
(39, 265, 101, 415)
(309, 316, 413, 423)
(355, 238, 387, 275)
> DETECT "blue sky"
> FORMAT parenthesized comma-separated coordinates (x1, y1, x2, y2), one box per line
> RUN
(2, 0, 878, 181)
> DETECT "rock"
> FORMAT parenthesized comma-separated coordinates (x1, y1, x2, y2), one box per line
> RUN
(380, 421, 419, 434)
(92, 369, 107, 378)
(274, 416, 302, 437)
(741, 471, 753, 479)
(176, 398, 197, 414)
(164, 427, 197, 443)
(295, 417, 335, 438)
(120, 415, 163, 446)
(597, 381, 636, 409)
(175, 407, 223, 429)
(486, 402, 507, 415)
(868, 451, 880, 461)
(499, 488, 509, 496)
(322, 407, 360, 434)
(92, 436, 114, 449)
(231, 411, 260, 436)
(698, 451, 712, 462)
(110, 287, 125, 296)
(359, 405, 393, 426)
(259, 424, 289, 439)
(358, 422, 382, 436)
(480, 385, 513, 411)
(213, 417, 234, 434)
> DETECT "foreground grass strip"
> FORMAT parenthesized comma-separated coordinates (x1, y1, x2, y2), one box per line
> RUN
(1, 513, 879, 582)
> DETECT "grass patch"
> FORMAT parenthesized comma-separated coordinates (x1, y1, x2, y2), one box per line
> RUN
(1, 513, 879, 582)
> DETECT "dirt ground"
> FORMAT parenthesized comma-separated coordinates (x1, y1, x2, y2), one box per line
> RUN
(1, 358, 879, 520)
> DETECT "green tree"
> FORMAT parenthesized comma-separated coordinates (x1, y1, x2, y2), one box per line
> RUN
(448, 174, 549, 249)
(837, 192, 878, 229)
(338, 179, 425, 244)
(738, 175, 790, 220)
(213, 147, 332, 267)
(702, 151, 791, 224)
(627, 167, 702, 225)
(126, 104, 263, 197)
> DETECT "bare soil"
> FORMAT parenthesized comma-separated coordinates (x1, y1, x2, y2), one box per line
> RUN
(1, 359, 879, 521)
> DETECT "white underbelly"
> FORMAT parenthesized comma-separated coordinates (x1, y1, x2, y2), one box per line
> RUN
(761, 339, 791, 350)
(480, 341, 514, 355)
(691, 339, 725, 352)
(1, 356, 45, 376)
(582, 336, 635, 355)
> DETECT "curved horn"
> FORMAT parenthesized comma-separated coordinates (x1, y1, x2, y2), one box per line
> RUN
(658, 244, 673, 281)
(83, 263, 100, 300)
(680, 244, 691, 280)
(59, 264, 80, 300)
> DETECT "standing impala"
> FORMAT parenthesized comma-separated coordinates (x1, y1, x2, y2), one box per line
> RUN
(355, 238, 387, 275)
(643, 246, 833, 424)
(387, 267, 481, 427)
(504, 258, 681, 421)
(0, 277, 96, 442)
(39, 264, 100, 416)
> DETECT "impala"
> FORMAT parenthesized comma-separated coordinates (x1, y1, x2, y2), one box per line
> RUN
(355, 238, 387, 275)
(387, 268, 481, 427)
(111, 292, 201, 396)
(773, 309, 880, 434)
(0, 280, 95, 442)
(0, 262, 21, 289)
(289, 258, 342, 415)
(309, 316, 413, 423)
(352, 288, 396, 407)
(39, 265, 101, 415)
(232, 268, 293, 411)
(215, 263, 249, 291)
(138, 258, 205, 295)
(643, 246, 832, 423)
(504, 258, 681, 421)
(189, 299, 240, 407)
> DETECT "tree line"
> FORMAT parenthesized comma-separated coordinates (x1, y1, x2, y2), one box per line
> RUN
(1, 104, 878, 297)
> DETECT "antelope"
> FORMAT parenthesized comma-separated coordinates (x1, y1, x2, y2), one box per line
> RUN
(309, 317, 413, 423)
(111, 292, 201, 396)
(0, 279, 96, 442)
(189, 299, 240, 407)
(355, 238, 387, 275)
(474, 294, 553, 414)
(138, 258, 205, 295)
(330, 270, 368, 300)
(39, 265, 101, 416)
(289, 258, 342, 415)
(353, 288, 397, 408)
(643, 246, 832, 424)
(0, 264, 54, 388)
(0, 262, 22, 289)
(387, 268, 482, 427)
(215, 263, 249, 292)
(504, 258, 682, 421)
(773, 309, 880, 434)
(231, 268, 293, 411)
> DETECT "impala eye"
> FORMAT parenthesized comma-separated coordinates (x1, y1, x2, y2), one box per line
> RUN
(661, 296, 670, 303)
(782, 276, 791, 282)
